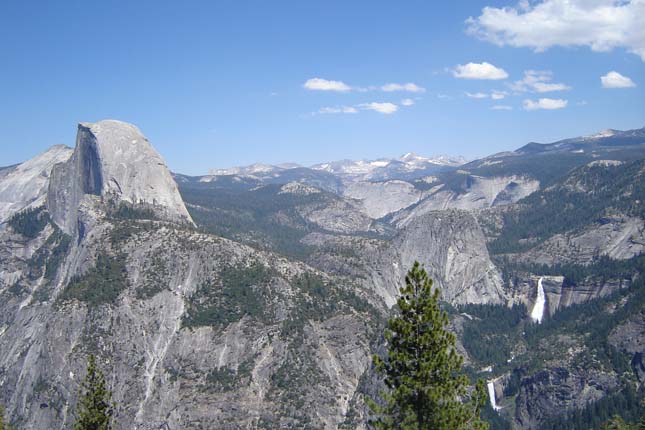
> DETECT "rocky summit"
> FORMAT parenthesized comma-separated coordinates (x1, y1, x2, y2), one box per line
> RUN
(47, 120, 193, 234)
(0, 121, 644, 429)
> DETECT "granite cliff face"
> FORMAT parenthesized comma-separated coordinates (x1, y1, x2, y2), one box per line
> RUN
(0, 219, 379, 429)
(0, 145, 72, 223)
(47, 120, 192, 234)
(514, 367, 619, 430)
(390, 175, 539, 228)
(343, 180, 424, 219)
(362, 210, 506, 307)
(0, 121, 384, 429)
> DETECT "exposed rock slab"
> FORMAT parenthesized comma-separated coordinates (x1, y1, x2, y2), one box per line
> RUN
(365, 210, 506, 307)
(47, 120, 192, 234)
(343, 180, 424, 219)
(391, 175, 539, 227)
(0, 145, 72, 223)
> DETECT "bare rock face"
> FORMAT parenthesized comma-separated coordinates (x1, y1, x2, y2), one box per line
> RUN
(609, 311, 645, 381)
(514, 216, 645, 266)
(0, 145, 73, 223)
(366, 210, 506, 306)
(514, 367, 619, 430)
(296, 197, 377, 234)
(508, 275, 629, 318)
(47, 120, 192, 234)
(343, 180, 424, 219)
(392, 175, 539, 228)
(0, 216, 381, 430)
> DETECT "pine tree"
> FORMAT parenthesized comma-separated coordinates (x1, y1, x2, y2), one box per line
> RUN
(368, 261, 488, 430)
(74, 355, 114, 430)
(0, 404, 7, 430)
(602, 415, 631, 430)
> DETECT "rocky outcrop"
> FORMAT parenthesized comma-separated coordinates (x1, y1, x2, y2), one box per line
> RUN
(47, 120, 192, 234)
(366, 210, 506, 306)
(0, 145, 72, 223)
(391, 175, 539, 227)
(609, 311, 645, 381)
(343, 180, 424, 219)
(509, 275, 629, 317)
(514, 215, 645, 266)
(514, 367, 618, 429)
(297, 198, 376, 234)
(0, 217, 381, 430)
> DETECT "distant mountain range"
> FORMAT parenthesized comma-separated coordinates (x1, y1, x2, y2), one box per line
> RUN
(197, 127, 645, 187)
(205, 153, 467, 182)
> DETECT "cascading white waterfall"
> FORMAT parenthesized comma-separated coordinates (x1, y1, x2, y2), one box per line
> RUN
(530, 277, 546, 323)
(487, 380, 500, 411)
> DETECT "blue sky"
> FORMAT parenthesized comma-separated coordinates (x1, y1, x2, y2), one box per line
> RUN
(1, 0, 644, 175)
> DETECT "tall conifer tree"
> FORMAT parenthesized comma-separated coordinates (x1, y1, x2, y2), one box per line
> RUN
(74, 354, 114, 430)
(0, 404, 7, 430)
(369, 261, 488, 430)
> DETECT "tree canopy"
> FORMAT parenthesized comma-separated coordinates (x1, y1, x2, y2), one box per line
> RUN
(74, 355, 114, 430)
(369, 261, 488, 430)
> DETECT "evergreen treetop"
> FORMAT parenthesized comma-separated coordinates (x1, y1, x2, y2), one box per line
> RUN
(74, 354, 114, 430)
(369, 261, 488, 430)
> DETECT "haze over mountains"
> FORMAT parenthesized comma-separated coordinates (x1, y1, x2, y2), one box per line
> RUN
(0, 120, 644, 429)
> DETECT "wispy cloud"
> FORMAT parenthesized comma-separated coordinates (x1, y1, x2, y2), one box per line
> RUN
(303, 78, 351, 92)
(465, 92, 489, 99)
(465, 90, 507, 100)
(358, 102, 399, 114)
(601, 71, 636, 88)
(523, 98, 568, 111)
(318, 106, 359, 114)
(381, 83, 426, 93)
(491, 91, 507, 100)
(401, 98, 415, 106)
(510, 70, 571, 93)
(466, 0, 645, 61)
(303, 78, 425, 94)
(315, 102, 400, 115)
(491, 105, 513, 110)
(453, 62, 508, 80)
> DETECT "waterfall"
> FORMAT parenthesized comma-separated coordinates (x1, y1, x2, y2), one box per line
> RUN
(530, 276, 545, 323)
(487, 380, 500, 411)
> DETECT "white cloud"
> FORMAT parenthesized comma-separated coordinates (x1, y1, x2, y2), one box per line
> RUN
(510, 70, 571, 93)
(467, 0, 645, 61)
(523, 98, 568, 110)
(359, 102, 399, 114)
(318, 106, 359, 114)
(453, 62, 509, 80)
(491, 90, 507, 100)
(465, 90, 508, 99)
(492, 105, 513, 110)
(601, 71, 636, 88)
(381, 83, 426, 93)
(401, 98, 415, 106)
(303, 78, 351, 92)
